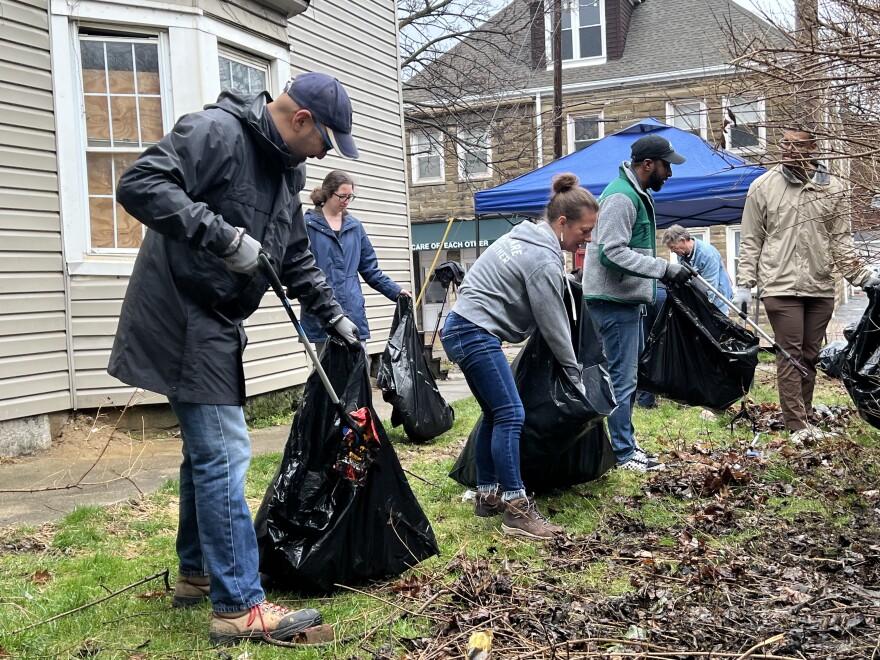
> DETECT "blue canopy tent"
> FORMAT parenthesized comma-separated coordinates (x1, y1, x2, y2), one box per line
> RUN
(474, 118, 766, 228)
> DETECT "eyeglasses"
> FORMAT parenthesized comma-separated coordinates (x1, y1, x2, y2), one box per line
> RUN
(779, 138, 815, 149)
(333, 193, 356, 202)
(313, 118, 334, 152)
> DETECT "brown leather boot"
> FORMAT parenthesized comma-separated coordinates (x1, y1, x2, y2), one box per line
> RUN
(474, 491, 505, 517)
(501, 497, 564, 539)
(172, 575, 210, 608)
(210, 601, 322, 645)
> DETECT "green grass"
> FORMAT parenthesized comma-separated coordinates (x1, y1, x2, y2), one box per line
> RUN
(2, 375, 879, 658)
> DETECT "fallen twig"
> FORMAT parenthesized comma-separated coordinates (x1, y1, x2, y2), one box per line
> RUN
(3, 569, 170, 637)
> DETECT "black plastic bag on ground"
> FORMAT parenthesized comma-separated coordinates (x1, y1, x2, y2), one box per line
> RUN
(377, 297, 454, 443)
(254, 338, 439, 594)
(818, 341, 848, 379)
(841, 288, 880, 429)
(449, 280, 617, 493)
(638, 283, 759, 409)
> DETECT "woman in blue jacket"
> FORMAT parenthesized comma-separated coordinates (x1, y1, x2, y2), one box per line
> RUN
(302, 170, 411, 352)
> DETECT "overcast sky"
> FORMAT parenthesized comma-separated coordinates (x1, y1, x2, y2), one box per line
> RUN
(732, 0, 794, 19)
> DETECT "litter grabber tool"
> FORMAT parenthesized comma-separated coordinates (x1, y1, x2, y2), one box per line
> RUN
(679, 261, 809, 377)
(257, 252, 380, 484)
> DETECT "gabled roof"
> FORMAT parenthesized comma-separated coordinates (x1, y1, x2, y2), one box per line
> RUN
(404, 0, 774, 107)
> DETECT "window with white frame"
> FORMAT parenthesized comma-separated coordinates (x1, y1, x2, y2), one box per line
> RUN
(547, 0, 604, 64)
(726, 225, 743, 285)
(724, 97, 766, 152)
(457, 128, 491, 180)
(218, 48, 268, 95)
(667, 100, 707, 139)
(79, 33, 166, 251)
(567, 113, 603, 153)
(411, 130, 444, 184)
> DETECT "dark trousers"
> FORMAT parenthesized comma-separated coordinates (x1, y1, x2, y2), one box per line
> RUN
(762, 296, 835, 431)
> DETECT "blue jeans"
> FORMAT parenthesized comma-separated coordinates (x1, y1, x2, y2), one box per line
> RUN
(586, 300, 643, 463)
(169, 400, 264, 613)
(441, 312, 525, 496)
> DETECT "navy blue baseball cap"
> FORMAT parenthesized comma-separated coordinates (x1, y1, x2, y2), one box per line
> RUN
(284, 72, 359, 159)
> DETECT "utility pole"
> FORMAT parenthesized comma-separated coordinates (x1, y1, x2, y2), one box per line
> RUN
(552, 0, 563, 160)
(794, 0, 820, 125)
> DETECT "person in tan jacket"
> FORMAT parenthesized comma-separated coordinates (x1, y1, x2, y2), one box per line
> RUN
(732, 126, 880, 443)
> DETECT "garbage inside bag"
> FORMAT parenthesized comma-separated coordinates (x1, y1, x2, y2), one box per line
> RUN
(638, 282, 759, 409)
(817, 340, 848, 379)
(449, 280, 617, 492)
(377, 296, 454, 443)
(333, 407, 381, 485)
(841, 288, 880, 429)
(254, 338, 439, 594)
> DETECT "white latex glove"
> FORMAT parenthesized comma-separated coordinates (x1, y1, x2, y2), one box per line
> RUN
(223, 228, 261, 275)
(331, 316, 359, 345)
(731, 287, 752, 312)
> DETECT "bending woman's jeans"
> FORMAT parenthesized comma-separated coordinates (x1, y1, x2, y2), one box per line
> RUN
(441, 311, 525, 497)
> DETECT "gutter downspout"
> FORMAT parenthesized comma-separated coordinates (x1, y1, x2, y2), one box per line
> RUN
(535, 92, 544, 168)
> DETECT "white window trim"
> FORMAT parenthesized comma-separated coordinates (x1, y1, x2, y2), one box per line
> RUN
(566, 111, 604, 154)
(544, 1, 607, 69)
(456, 129, 492, 181)
(668, 228, 710, 264)
(723, 96, 767, 155)
(218, 45, 271, 95)
(666, 99, 707, 140)
(410, 130, 445, 185)
(50, 0, 290, 276)
(725, 224, 743, 287)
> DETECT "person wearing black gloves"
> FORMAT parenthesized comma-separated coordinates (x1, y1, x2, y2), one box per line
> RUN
(442, 173, 598, 540)
(301, 170, 411, 354)
(583, 134, 690, 472)
(108, 72, 359, 645)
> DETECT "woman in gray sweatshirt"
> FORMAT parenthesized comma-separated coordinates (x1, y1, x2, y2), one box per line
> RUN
(441, 173, 598, 540)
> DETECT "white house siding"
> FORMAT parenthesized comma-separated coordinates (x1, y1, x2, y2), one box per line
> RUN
(286, 0, 413, 356)
(0, 0, 71, 421)
(46, 0, 410, 412)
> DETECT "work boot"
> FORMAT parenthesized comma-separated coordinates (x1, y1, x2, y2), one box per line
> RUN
(210, 601, 322, 645)
(501, 497, 564, 539)
(172, 575, 210, 608)
(474, 491, 505, 517)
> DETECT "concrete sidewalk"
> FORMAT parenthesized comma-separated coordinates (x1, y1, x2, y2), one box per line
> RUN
(0, 375, 474, 528)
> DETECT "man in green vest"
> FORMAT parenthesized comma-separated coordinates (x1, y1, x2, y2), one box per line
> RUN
(582, 134, 691, 472)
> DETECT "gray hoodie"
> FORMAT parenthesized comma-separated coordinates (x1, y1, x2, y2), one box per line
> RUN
(451, 221, 579, 375)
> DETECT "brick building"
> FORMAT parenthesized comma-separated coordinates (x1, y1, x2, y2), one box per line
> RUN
(404, 0, 774, 328)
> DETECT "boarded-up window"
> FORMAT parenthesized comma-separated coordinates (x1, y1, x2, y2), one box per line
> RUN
(80, 35, 165, 251)
(218, 50, 268, 95)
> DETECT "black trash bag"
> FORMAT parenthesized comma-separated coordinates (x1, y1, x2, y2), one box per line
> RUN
(254, 338, 439, 594)
(638, 282, 759, 410)
(377, 297, 454, 443)
(449, 280, 617, 493)
(841, 288, 880, 429)
(818, 340, 848, 379)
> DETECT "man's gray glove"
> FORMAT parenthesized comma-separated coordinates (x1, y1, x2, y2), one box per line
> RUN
(731, 287, 751, 312)
(330, 315, 359, 346)
(221, 227, 261, 275)
(862, 275, 880, 290)
(661, 262, 692, 286)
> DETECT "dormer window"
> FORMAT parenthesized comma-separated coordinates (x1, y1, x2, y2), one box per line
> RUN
(547, 0, 605, 66)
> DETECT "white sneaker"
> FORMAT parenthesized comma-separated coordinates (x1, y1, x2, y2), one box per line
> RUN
(617, 451, 665, 472)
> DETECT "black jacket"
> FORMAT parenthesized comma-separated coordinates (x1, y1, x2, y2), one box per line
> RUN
(108, 92, 342, 405)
